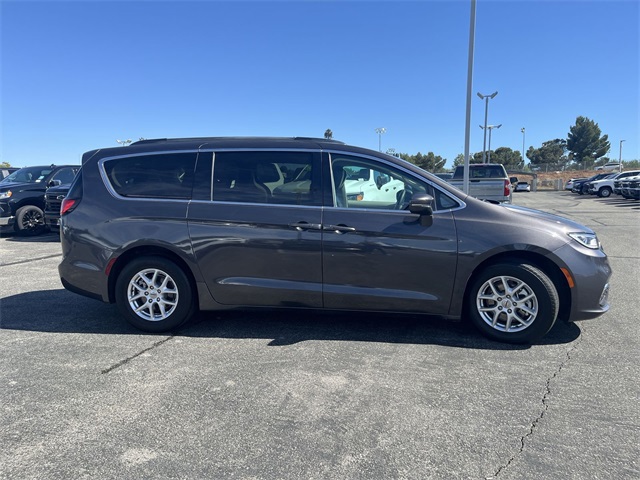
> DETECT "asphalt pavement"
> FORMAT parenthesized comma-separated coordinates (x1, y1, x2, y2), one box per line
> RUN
(1, 191, 638, 479)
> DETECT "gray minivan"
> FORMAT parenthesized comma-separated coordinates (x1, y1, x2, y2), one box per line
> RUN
(58, 137, 611, 343)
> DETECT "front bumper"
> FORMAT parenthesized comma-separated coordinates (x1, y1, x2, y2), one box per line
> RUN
(0, 201, 14, 227)
(45, 212, 61, 231)
(0, 215, 15, 227)
(554, 242, 612, 322)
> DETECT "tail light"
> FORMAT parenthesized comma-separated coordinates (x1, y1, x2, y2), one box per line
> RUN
(504, 180, 511, 196)
(60, 198, 78, 216)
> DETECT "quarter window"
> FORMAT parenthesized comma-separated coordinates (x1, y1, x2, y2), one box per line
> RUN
(212, 151, 321, 206)
(104, 153, 196, 199)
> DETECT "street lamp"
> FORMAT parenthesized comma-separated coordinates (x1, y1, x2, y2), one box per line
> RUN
(477, 91, 498, 162)
(521, 127, 526, 167)
(479, 124, 501, 162)
(619, 140, 625, 172)
(375, 127, 386, 152)
(116, 139, 132, 147)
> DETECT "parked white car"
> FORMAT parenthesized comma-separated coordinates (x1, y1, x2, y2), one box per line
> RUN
(596, 162, 621, 171)
(587, 170, 640, 197)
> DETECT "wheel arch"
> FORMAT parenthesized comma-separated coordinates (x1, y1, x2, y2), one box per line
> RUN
(461, 250, 572, 323)
(107, 245, 199, 310)
(10, 197, 46, 216)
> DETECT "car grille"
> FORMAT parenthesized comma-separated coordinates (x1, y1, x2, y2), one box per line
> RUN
(45, 191, 66, 214)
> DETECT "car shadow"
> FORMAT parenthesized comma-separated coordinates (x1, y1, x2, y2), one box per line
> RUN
(597, 198, 639, 208)
(1, 231, 60, 242)
(1, 289, 581, 350)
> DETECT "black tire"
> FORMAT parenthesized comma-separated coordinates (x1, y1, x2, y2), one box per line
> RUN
(115, 256, 195, 332)
(467, 262, 559, 344)
(15, 205, 47, 236)
(598, 187, 612, 198)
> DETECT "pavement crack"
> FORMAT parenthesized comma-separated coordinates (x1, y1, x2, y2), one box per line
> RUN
(101, 335, 175, 374)
(488, 337, 582, 479)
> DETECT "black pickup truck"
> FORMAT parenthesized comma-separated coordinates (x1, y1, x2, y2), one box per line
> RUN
(0, 165, 79, 235)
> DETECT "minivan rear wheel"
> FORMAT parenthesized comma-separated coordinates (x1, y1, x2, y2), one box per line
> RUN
(115, 256, 195, 332)
(467, 262, 559, 344)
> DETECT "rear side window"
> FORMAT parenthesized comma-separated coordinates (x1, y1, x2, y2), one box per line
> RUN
(212, 151, 321, 206)
(104, 153, 196, 199)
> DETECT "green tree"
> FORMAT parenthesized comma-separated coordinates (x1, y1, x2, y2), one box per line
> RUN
(0, 161, 11, 168)
(399, 152, 446, 172)
(526, 139, 568, 168)
(491, 147, 523, 168)
(453, 153, 465, 167)
(566, 116, 610, 166)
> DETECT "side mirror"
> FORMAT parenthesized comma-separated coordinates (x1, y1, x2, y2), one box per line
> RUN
(48, 180, 62, 187)
(408, 194, 434, 216)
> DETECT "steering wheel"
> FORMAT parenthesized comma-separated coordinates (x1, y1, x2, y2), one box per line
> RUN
(394, 187, 412, 210)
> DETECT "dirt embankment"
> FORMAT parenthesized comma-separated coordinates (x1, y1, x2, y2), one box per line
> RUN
(512, 170, 601, 190)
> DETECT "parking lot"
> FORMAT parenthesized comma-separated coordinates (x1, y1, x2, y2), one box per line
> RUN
(1, 191, 638, 479)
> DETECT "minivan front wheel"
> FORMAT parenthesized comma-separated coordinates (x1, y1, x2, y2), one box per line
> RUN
(115, 256, 195, 332)
(467, 263, 559, 344)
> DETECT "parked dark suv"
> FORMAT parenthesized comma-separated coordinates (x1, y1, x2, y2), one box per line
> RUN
(44, 183, 72, 232)
(59, 137, 611, 344)
(0, 164, 79, 235)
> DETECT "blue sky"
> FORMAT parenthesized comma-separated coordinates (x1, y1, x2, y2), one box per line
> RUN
(1, 0, 638, 168)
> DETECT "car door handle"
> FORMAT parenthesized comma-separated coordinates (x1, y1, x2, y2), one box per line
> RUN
(324, 224, 356, 234)
(289, 221, 322, 231)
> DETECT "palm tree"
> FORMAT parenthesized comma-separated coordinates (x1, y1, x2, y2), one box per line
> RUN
(324, 129, 333, 139)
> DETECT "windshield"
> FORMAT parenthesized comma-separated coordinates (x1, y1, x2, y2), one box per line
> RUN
(1, 166, 53, 184)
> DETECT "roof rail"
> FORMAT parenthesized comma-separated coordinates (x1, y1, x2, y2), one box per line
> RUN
(294, 137, 345, 144)
(129, 136, 346, 146)
(130, 138, 168, 145)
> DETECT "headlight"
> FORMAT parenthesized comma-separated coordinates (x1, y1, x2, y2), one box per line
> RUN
(568, 232, 600, 249)
(0, 190, 12, 199)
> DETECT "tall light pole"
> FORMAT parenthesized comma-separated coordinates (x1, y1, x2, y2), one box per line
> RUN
(375, 127, 386, 152)
(116, 139, 132, 147)
(477, 91, 498, 162)
(521, 127, 526, 167)
(462, 0, 477, 195)
(619, 140, 625, 172)
(479, 124, 501, 162)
